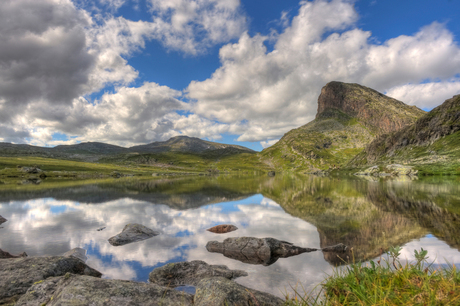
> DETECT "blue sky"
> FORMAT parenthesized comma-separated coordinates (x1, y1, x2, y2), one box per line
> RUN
(1, 0, 460, 151)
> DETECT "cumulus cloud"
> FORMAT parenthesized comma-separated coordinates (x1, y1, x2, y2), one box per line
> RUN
(187, 0, 460, 145)
(0, 0, 94, 108)
(147, 0, 247, 54)
(385, 80, 460, 110)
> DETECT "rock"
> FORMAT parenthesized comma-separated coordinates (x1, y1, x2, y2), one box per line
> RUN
(268, 171, 276, 177)
(0, 248, 27, 259)
(321, 243, 348, 252)
(21, 166, 42, 174)
(108, 223, 159, 246)
(386, 164, 418, 176)
(206, 224, 238, 234)
(111, 171, 122, 178)
(63, 248, 87, 263)
(16, 273, 193, 306)
(0, 256, 101, 304)
(97, 226, 106, 231)
(354, 165, 379, 176)
(0, 215, 6, 225)
(148, 260, 247, 287)
(194, 277, 283, 306)
(206, 237, 317, 266)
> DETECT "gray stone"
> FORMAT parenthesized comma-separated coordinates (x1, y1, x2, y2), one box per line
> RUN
(0, 256, 101, 305)
(63, 247, 87, 263)
(386, 164, 418, 176)
(16, 273, 193, 306)
(206, 237, 317, 266)
(268, 171, 276, 177)
(148, 260, 247, 287)
(0, 215, 6, 225)
(321, 243, 348, 253)
(194, 277, 283, 306)
(108, 223, 159, 246)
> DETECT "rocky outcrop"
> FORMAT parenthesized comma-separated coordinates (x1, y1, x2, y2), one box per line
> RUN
(351, 94, 460, 166)
(194, 277, 283, 306)
(0, 248, 27, 259)
(206, 224, 238, 234)
(0, 215, 6, 224)
(148, 260, 247, 287)
(316, 81, 424, 134)
(108, 223, 159, 246)
(0, 256, 101, 304)
(355, 164, 418, 177)
(261, 81, 424, 171)
(206, 237, 318, 266)
(16, 273, 194, 306)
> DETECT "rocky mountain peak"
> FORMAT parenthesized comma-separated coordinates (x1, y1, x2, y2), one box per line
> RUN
(316, 81, 425, 134)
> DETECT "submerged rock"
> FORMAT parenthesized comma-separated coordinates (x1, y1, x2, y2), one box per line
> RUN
(108, 223, 159, 246)
(321, 243, 348, 253)
(194, 277, 283, 306)
(206, 224, 238, 234)
(0, 215, 6, 225)
(206, 237, 317, 266)
(0, 248, 27, 259)
(63, 247, 87, 263)
(0, 256, 101, 304)
(16, 273, 193, 306)
(149, 260, 247, 287)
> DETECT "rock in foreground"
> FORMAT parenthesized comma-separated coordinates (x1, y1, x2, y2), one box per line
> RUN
(206, 237, 317, 266)
(0, 256, 101, 305)
(108, 223, 159, 246)
(149, 260, 247, 287)
(16, 274, 194, 306)
(194, 277, 283, 306)
(0, 215, 7, 224)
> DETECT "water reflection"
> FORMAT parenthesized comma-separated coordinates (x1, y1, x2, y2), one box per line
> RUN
(0, 175, 459, 297)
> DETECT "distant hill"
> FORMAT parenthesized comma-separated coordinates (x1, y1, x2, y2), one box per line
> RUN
(129, 136, 254, 155)
(261, 81, 425, 171)
(349, 94, 460, 174)
(0, 136, 255, 163)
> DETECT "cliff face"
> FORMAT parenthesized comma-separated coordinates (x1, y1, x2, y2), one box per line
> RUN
(316, 82, 425, 134)
(261, 82, 425, 171)
(350, 94, 460, 171)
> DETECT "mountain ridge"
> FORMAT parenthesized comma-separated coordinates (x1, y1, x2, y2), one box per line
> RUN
(260, 81, 425, 171)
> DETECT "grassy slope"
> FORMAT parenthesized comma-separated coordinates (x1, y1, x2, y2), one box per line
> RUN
(349, 95, 460, 175)
(260, 109, 375, 172)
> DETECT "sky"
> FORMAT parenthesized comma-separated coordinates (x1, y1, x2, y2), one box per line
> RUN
(1, 0, 460, 151)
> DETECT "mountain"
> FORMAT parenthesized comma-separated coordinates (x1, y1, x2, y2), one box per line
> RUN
(0, 136, 255, 163)
(260, 81, 425, 171)
(349, 94, 460, 174)
(129, 136, 254, 155)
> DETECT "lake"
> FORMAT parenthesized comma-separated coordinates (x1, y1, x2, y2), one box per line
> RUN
(1, 174, 459, 298)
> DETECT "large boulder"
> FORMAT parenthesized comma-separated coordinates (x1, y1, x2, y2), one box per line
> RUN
(63, 247, 87, 263)
(194, 277, 283, 306)
(108, 223, 159, 246)
(206, 237, 317, 266)
(149, 260, 247, 287)
(0, 256, 101, 305)
(16, 273, 194, 306)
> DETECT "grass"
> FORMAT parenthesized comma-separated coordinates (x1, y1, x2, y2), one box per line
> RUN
(284, 248, 460, 305)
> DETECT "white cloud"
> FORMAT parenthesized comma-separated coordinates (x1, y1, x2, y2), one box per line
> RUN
(147, 0, 247, 54)
(386, 80, 460, 110)
(186, 1, 460, 143)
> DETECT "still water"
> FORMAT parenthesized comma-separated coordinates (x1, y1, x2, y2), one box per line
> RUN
(1, 174, 460, 297)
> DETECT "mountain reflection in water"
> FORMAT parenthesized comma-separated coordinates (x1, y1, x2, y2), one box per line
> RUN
(0, 174, 459, 297)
